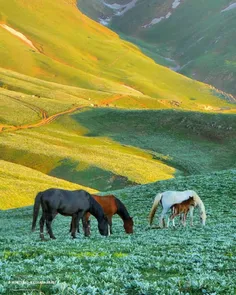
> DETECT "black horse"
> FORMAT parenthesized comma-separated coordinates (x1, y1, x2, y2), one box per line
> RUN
(31, 188, 108, 240)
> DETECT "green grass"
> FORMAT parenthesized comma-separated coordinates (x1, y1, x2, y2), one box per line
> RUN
(78, 0, 236, 96)
(0, 169, 235, 294)
(0, 0, 235, 108)
(0, 112, 176, 188)
(72, 108, 236, 175)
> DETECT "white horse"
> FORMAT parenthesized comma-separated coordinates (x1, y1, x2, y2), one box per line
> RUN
(149, 190, 206, 228)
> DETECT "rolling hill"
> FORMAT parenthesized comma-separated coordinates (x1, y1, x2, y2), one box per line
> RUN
(0, 2, 235, 293)
(0, 0, 235, 206)
(77, 0, 236, 96)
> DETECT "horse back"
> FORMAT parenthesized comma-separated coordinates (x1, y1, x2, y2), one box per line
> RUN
(41, 188, 91, 215)
(92, 194, 117, 216)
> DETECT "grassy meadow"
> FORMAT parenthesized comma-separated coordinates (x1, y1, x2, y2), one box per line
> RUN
(0, 1, 236, 293)
(0, 169, 235, 294)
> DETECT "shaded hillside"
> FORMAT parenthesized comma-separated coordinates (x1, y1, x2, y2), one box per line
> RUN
(77, 0, 236, 96)
(73, 108, 236, 175)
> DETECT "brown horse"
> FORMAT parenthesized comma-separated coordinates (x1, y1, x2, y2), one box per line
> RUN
(170, 196, 195, 227)
(71, 194, 133, 235)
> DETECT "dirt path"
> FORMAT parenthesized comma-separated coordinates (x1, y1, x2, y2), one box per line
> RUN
(0, 105, 83, 133)
(99, 94, 124, 106)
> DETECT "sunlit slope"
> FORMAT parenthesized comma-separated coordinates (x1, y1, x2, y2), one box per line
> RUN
(0, 160, 97, 210)
(0, 0, 235, 111)
(78, 0, 236, 96)
(0, 67, 120, 128)
(0, 112, 175, 191)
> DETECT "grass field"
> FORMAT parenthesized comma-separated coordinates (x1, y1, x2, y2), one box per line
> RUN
(0, 2, 236, 293)
(73, 108, 236, 175)
(0, 169, 235, 294)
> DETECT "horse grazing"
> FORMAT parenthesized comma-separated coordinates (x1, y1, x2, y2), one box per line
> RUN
(31, 188, 108, 240)
(149, 190, 206, 228)
(170, 196, 195, 227)
(71, 194, 133, 235)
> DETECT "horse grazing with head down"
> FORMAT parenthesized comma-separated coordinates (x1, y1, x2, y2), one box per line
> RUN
(170, 196, 195, 227)
(149, 190, 206, 228)
(71, 194, 133, 236)
(31, 188, 108, 240)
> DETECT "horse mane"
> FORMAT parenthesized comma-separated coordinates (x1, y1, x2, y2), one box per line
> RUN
(115, 197, 131, 221)
(191, 191, 206, 219)
(89, 194, 105, 221)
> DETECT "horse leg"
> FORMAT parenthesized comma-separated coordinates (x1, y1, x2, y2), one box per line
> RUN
(82, 212, 90, 235)
(82, 214, 91, 237)
(183, 213, 187, 227)
(39, 213, 45, 240)
(71, 211, 84, 238)
(69, 218, 80, 233)
(167, 216, 170, 227)
(160, 208, 168, 228)
(107, 216, 112, 235)
(45, 211, 56, 239)
(189, 206, 194, 226)
(172, 216, 176, 227)
(170, 212, 178, 227)
(71, 213, 78, 239)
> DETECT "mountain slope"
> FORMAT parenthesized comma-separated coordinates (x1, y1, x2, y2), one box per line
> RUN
(77, 0, 236, 96)
(0, 0, 235, 110)
(0, 0, 235, 195)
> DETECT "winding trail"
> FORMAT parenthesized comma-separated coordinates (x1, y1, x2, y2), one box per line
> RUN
(0, 105, 83, 133)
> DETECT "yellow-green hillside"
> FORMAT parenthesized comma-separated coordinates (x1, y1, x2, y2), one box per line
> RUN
(0, 0, 235, 112)
(0, 0, 236, 210)
(0, 160, 97, 210)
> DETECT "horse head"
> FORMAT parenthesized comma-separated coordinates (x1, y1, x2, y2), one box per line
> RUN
(98, 215, 109, 236)
(189, 196, 195, 206)
(124, 217, 134, 234)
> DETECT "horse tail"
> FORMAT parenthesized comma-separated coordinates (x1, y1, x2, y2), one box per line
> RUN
(149, 193, 162, 225)
(192, 191, 206, 225)
(31, 192, 43, 232)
